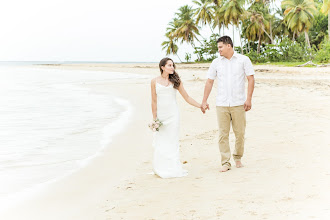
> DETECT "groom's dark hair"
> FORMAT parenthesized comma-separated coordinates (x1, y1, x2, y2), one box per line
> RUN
(217, 36, 233, 48)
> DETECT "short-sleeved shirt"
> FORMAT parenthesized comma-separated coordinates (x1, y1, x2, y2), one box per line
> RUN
(206, 52, 255, 107)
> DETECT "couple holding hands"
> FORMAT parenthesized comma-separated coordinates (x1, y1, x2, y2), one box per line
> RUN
(150, 36, 255, 178)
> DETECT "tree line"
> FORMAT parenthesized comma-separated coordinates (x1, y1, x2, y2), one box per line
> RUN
(162, 0, 330, 63)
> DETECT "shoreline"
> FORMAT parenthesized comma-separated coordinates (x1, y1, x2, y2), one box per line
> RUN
(1, 63, 330, 219)
(0, 70, 135, 212)
(0, 75, 153, 219)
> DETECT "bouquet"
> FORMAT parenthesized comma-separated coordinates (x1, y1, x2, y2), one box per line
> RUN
(148, 118, 163, 132)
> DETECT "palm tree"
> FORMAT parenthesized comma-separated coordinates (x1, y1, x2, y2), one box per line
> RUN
(213, 3, 226, 35)
(165, 18, 179, 40)
(244, 11, 270, 53)
(255, 0, 276, 44)
(273, 14, 294, 41)
(193, 0, 215, 33)
(282, 0, 318, 48)
(161, 37, 182, 62)
(162, 18, 183, 62)
(321, 0, 330, 40)
(174, 5, 201, 46)
(248, 2, 274, 43)
(221, 0, 245, 27)
(218, 0, 246, 52)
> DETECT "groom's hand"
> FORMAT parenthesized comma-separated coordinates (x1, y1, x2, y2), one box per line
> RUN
(202, 101, 209, 111)
(244, 99, 252, 111)
(200, 101, 209, 114)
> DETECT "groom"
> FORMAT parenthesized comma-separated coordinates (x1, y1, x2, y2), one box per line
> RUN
(202, 36, 255, 172)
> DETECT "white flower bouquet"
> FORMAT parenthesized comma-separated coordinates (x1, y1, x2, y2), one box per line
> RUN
(148, 118, 163, 132)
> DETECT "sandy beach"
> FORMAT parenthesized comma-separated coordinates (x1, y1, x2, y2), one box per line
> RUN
(1, 63, 330, 220)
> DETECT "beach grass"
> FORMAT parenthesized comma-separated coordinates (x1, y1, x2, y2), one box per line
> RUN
(189, 61, 327, 67)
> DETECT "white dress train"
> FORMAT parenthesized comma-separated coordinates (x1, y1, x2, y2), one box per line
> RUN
(152, 82, 188, 178)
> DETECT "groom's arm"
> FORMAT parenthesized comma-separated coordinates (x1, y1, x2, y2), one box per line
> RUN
(244, 75, 255, 111)
(202, 79, 214, 110)
(243, 57, 255, 112)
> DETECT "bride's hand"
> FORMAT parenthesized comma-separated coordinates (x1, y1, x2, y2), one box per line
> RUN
(200, 104, 206, 114)
(202, 101, 209, 111)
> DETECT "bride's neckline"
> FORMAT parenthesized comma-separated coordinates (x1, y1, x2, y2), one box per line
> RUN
(156, 82, 173, 88)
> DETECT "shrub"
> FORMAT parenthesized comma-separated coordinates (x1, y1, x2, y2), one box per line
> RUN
(314, 40, 330, 63)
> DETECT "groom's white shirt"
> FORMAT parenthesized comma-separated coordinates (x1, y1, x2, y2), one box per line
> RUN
(206, 52, 255, 107)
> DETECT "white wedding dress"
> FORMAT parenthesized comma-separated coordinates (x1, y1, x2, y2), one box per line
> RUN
(152, 82, 188, 178)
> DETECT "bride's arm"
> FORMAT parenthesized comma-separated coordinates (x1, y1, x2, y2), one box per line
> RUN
(178, 82, 202, 108)
(151, 79, 157, 120)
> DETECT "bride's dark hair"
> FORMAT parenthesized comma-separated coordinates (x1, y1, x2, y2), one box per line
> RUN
(159, 57, 181, 89)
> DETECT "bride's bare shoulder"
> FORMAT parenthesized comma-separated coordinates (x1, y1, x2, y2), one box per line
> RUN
(151, 76, 161, 84)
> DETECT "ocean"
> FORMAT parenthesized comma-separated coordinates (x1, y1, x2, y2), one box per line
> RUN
(0, 64, 148, 207)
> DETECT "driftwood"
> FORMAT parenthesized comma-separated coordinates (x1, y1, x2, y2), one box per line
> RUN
(296, 61, 330, 67)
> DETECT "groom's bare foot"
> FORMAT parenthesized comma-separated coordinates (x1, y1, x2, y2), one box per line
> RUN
(235, 161, 244, 168)
(220, 166, 230, 172)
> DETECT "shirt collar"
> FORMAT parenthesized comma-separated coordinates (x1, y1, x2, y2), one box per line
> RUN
(219, 51, 237, 60)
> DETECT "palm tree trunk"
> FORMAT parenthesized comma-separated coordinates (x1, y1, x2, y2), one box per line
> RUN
(262, 27, 274, 44)
(268, 5, 274, 44)
(232, 25, 235, 46)
(238, 26, 243, 54)
(292, 32, 295, 41)
(328, 11, 330, 40)
(270, 19, 273, 44)
(257, 33, 261, 54)
(248, 40, 251, 53)
(244, 39, 249, 53)
(305, 30, 311, 48)
(208, 23, 214, 34)
(176, 54, 183, 63)
(195, 37, 203, 44)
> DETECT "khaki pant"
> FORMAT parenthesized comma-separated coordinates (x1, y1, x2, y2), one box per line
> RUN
(216, 105, 246, 168)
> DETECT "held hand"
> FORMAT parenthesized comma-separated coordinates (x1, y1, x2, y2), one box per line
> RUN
(200, 102, 209, 114)
(199, 104, 206, 114)
(202, 101, 209, 111)
(200, 106, 205, 114)
(244, 99, 252, 111)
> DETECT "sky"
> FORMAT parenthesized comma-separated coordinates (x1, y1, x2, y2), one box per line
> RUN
(0, 0, 281, 63)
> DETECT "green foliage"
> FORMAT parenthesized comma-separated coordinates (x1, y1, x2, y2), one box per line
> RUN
(221, 0, 245, 26)
(254, 62, 306, 66)
(193, 33, 219, 61)
(281, 0, 317, 33)
(263, 44, 282, 62)
(245, 50, 267, 63)
(244, 39, 317, 63)
(185, 53, 192, 62)
(175, 5, 201, 44)
(314, 40, 330, 63)
(309, 10, 329, 48)
(277, 39, 315, 62)
(321, 0, 330, 14)
(193, 0, 214, 27)
(162, 0, 329, 64)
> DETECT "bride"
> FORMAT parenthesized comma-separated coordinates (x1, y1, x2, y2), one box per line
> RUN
(150, 57, 204, 178)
